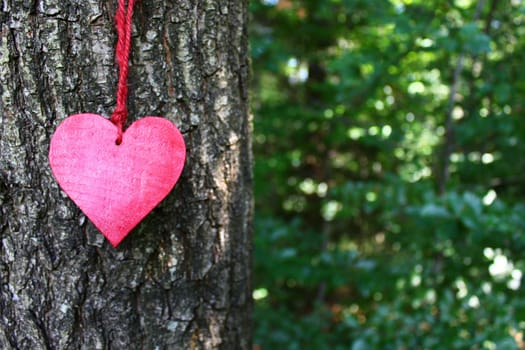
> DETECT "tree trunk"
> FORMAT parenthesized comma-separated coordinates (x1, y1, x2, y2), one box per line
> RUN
(0, 0, 252, 349)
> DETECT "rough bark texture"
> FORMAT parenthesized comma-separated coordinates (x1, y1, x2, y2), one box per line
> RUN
(0, 0, 252, 349)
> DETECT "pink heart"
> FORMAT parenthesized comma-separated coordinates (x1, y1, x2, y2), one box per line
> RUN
(49, 113, 186, 247)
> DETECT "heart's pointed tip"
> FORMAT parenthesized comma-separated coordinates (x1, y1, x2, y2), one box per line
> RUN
(107, 236, 125, 248)
(100, 229, 128, 248)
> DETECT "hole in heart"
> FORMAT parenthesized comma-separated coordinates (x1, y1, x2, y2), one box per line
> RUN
(115, 137, 122, 145)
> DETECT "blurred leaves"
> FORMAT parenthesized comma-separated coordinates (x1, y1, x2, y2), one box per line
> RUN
(251, 0, 525, 348)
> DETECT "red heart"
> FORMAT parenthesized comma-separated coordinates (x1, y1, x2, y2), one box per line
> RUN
(49, 113, 186, 247)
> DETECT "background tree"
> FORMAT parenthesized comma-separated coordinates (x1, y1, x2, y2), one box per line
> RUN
(251, 0, 525, 348)
(0, 0, 252, 349)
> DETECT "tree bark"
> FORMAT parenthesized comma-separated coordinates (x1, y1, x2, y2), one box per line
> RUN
(0, 0, 252, 349)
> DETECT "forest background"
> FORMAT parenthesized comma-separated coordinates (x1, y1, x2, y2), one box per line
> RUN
(250, 0, 525, 349)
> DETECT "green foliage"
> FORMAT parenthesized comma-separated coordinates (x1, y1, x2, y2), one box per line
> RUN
(251, 0, 525, 348)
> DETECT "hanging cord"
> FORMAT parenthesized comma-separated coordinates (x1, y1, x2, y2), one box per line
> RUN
(111, 0, 135, 144)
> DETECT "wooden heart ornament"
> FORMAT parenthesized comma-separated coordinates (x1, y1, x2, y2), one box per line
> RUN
(49, 113, 186, 247)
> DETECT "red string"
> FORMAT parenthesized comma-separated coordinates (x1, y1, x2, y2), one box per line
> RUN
(111, 0, 135, 144)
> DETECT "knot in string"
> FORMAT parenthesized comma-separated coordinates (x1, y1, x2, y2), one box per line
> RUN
(110, 0, 135, 143)
(112, 107, 127, 144)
